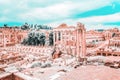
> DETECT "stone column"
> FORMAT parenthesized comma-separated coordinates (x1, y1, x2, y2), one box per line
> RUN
(61, 31, 63, 44)
(53, 31, 56, 45)
(76, 29, 80, 58)
(73, 47, 76, 56)
(82, 29, 86, 58)
(56, 31, 59, 42)
(76, 22, 86, 59)
(53, 31, 57, 45)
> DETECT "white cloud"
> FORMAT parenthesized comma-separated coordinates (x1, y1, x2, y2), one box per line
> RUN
(49, 12, 120, 25)
(47, 13, 120, 30)
(19, 3, 71, 20)
(19, 0, 114, 22)
(0, 0, 119, 27)
(78, 12, 120, 24)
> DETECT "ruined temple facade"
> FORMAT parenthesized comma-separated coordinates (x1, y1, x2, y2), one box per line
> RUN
(53, 22, 86, 58)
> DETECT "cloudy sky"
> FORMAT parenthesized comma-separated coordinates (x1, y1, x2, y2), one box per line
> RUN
(0, 0, 120, 30)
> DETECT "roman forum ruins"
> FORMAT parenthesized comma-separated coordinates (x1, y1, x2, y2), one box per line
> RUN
(0, 22, 120, 80)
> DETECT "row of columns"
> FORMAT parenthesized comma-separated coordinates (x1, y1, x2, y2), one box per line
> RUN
(53, 31, 64, 45)
(53, 23, 86, 59)
(53, 30, 74, 45)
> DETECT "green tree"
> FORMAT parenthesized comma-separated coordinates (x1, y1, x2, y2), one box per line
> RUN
(21, 23, 30, 30)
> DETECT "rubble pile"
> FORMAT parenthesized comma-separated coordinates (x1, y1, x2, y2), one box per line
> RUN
(0, 48, 120, 80)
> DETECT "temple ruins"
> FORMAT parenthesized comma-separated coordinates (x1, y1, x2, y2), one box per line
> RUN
(0, 23, 120, 80)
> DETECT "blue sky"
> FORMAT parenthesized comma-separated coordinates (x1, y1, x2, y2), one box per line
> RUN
(0, 0, 120, 30)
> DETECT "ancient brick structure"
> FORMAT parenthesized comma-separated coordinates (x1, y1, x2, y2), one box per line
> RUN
(53, 22, 86, 59)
